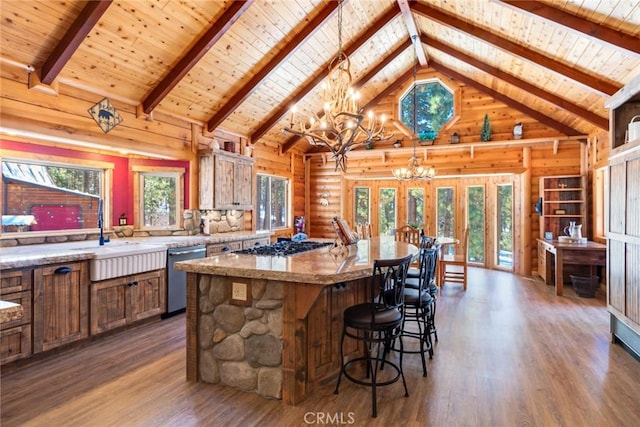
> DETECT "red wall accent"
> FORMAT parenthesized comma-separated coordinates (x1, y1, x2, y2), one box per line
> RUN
(1, 139, 190, 226)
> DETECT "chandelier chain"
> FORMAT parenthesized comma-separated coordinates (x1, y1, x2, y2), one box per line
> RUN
(392, 35, 436, 181)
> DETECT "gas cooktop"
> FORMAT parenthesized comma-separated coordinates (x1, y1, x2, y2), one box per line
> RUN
(234, 240, 333, 257)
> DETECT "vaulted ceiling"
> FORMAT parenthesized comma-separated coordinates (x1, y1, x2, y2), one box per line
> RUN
(1, 0, 638, 154)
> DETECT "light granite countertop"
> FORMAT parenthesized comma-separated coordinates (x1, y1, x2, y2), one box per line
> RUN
(0, 231, 271, 270)
(0, 300, 22, 324)
(174, 237, 418, 285)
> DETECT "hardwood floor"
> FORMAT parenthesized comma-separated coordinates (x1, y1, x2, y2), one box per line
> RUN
(2, 268, 640, 426)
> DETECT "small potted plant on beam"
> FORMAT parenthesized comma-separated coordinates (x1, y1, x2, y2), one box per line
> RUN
(419, 130, 438, 145)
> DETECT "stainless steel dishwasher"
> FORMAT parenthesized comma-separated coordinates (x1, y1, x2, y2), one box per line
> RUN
(166, 245, 206, 316)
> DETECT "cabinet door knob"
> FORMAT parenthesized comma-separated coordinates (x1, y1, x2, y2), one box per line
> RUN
(54, 266, 72, 274)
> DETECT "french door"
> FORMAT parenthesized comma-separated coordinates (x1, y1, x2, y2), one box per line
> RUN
(432, 176, 517, 271)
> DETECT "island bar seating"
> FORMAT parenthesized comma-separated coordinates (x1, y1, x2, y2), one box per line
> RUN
(334, 253, 414, 418)
(399, 247, 439, 376)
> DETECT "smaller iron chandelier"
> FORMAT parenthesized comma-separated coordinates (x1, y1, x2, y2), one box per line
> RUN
(392, 155, 436, 180)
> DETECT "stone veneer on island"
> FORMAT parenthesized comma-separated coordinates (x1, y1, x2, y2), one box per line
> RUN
(175, 237, 418, 405)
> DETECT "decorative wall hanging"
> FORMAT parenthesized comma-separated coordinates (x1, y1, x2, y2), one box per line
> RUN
(513, 122, 523, 139)
(319, 187, 331, 206)
(88, 98, 123, 133)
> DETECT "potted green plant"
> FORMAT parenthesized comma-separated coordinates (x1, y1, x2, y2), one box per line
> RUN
(419, 130, 437, 145)
(481, 114, 491, 142)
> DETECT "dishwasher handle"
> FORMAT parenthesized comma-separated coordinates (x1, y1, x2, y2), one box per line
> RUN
(169, 248, 206, 257)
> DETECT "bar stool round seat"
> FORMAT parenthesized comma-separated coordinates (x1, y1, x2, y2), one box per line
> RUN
(334, 254, 413, 418)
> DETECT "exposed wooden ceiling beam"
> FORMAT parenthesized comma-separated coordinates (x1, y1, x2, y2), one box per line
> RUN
(250, 3, 401, 144)
(397, 0, 428, 66)
(205, 2, 340, 133)
(142, 1, 253, 114)
(420, 34, 609, 130)
(280, 39, 411, 154)
(410, 1, 620, 96)
(499, 0, 640, 58)
(40, 0, 112, 85)
(429, 60, 581, 136)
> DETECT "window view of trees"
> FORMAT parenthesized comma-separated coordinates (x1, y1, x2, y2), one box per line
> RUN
(400, 80, 454, 139)
(437, 187, 455, 238)
(437, 187, 455, 255)
(467, 186, 485, 263)
(257, 174, 288, 231)
(497, 184, 513, 268)
(141, 174, 177, 227)
(407, 188, 424, 229)
(47, 166, 101, 196)
(354, 187, 370, 227)
(378, 188, 396, 236)
(1, 160, 103, 233)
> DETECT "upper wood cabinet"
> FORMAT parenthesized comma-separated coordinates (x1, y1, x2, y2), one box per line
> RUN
(199, 150, 255, 210)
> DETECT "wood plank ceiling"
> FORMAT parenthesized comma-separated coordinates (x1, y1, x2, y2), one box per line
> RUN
(1, 0, 638, 154)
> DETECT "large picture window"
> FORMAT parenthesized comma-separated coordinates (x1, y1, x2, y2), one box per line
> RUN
(257, 174, 288, 231)
(2, 158, 106, 234)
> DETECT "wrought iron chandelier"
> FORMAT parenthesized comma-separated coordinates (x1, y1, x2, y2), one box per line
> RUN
(282, 0, 392, 172)
(392, 37, 436, 181)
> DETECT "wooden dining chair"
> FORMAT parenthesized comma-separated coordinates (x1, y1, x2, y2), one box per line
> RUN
(394, 225, 421, 246)
(358, 222, 373, 239)
(438, 228, 469, 290)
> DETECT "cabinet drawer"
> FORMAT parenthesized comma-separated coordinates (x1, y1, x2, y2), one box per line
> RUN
(242, 237, 270, 249)
(1, 324, 32, 364)
(0, 290, 32, 330)
(1, 269, 32, 294)
(207, 241, 242, 256)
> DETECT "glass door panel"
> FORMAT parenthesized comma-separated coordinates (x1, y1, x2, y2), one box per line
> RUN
(497, 184, 513, 269)
(379, 188, 396, 236)
(436, 187, 455, 254)
(354, 187, 370, 227)
(467, 185, 485, 263)
(407, 188, 424, 230)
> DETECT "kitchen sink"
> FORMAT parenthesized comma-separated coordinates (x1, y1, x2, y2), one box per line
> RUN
(78, 241, 168, 281)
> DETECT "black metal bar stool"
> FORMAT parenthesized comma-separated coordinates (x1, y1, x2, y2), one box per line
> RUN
(334, 253, 413, 418)
(400, 247, 439, 376)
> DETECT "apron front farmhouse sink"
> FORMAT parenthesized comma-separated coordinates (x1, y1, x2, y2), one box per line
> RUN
(69, 241, 167, 281)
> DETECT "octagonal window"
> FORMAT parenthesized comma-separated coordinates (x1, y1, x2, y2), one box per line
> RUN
(400, 79, 454, 141)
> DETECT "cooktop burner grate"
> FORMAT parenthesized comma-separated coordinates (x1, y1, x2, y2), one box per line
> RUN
(234, 240, 333, 256)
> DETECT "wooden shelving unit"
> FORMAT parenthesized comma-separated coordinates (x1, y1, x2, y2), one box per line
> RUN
(539, 175, 587, 239)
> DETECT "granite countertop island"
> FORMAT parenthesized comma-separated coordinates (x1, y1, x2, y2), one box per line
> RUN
(174, 237, 418, 405)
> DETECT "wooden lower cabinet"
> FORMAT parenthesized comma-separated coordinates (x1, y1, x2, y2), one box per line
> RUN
(90, 269, 166, 334)
(1, 268, 33, 363)
(33, 261, 89, 353)
(206, 241, 242, 256)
